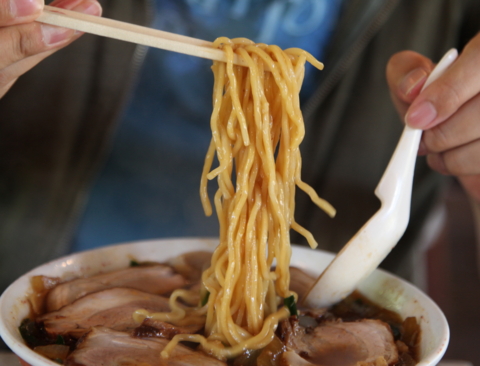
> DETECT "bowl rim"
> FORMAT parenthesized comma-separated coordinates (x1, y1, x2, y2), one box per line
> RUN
(0, 237, 449, 366)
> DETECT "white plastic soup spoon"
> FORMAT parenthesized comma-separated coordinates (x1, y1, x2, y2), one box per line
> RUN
(303, 49, 459, 308)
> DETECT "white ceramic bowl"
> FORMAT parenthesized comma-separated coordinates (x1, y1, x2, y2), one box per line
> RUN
(0, 238, 449, 366)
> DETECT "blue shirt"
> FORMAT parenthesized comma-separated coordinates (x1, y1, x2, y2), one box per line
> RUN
(73, 0, 344, 251)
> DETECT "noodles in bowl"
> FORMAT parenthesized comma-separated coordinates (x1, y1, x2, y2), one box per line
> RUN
(0, 39, 449, 365)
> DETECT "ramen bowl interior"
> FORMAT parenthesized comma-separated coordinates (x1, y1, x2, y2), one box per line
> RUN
(0, 238, 449, 366)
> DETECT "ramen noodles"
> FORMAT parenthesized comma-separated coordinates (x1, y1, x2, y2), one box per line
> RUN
(132, 37, 335, 359)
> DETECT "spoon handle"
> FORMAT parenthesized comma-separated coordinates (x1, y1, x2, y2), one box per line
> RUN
(303, 49, 458, 308)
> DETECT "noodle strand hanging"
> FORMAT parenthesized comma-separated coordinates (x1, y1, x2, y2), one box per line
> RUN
(136, 37, 335, 360)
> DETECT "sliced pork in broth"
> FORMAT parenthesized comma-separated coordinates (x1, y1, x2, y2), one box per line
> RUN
(45, 264, 186, 312)
(65, 327, 226, 366)
(133, 318, 204, 340)
(288, 267, 316, 299)
(21, 253, 420, 366)
(39, 288, 170, 338)
(167, 251, 213, 282)
(278, 317, 398, 365)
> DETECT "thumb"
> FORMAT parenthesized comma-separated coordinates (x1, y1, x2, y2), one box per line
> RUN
(386, 50, 434, 119)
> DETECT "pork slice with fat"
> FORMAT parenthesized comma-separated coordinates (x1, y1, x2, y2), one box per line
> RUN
(46, 264, 186, 312)
(134, 318, 203, 340)
(289, 267, 316, 301)
(279, 317, 398, 366)
(65, 327, 226, 366)
(167, 251, 212, 282)
(39, 288, 171, 338)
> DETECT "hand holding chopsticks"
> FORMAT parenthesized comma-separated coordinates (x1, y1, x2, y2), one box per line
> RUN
(36, 5, 246, 67)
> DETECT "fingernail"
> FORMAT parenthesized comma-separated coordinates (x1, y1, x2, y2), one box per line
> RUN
(50, 0, 101, 14)
(50, 0, 83, 8)
(11, 0, 42, 17)
(71, 0, 101, 15)
(399, 68, 428, 98)
(406, 101, 437, 128)
(41, 24, 74, 46)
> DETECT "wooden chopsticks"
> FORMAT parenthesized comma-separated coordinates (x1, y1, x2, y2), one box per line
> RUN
(37, 5, 247, 66)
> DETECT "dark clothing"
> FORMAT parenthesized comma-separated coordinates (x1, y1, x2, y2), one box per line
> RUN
(0, 0, 479, 294)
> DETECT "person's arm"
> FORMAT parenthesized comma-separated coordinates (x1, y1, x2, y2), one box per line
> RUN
(386, 33, 480, 204)
(0, 0, 102, 99)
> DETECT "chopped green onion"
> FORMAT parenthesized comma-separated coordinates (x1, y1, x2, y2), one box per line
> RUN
(284, 295, 298, 316)
(130, 260, 140, 267)
(201, 291, 210, 306)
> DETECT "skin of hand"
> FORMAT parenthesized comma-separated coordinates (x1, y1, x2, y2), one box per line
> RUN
(386, 32, 480, 203)
(0, 0, 102, 99)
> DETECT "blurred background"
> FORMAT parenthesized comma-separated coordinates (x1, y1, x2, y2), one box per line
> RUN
(425, 179, 480, 366)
